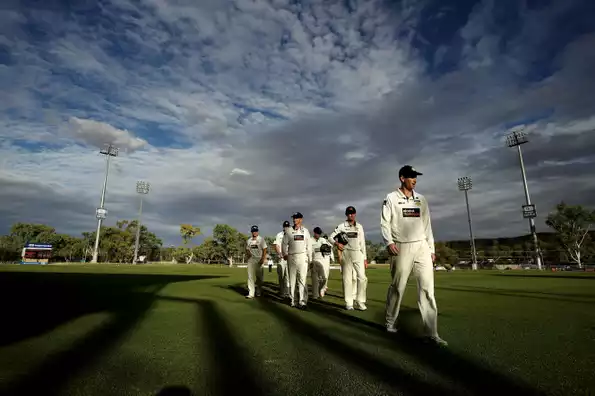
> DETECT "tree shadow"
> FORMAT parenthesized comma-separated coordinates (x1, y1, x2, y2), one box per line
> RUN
(436, 285, 595, 305)
(0, 272, 222, 347)
(0, 290, 158, 396)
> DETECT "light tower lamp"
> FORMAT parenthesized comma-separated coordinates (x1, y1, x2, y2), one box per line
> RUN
(505, 126, 543, 270)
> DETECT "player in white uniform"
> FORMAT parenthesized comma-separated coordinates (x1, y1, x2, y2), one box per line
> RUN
(311, 227, 333, 299)
(245, 225, 267, 299)
(273, 220, 291, 298)
(282, 212, 313, 308)
(381, 165, 447, 346)
(329, 206, 368, 311)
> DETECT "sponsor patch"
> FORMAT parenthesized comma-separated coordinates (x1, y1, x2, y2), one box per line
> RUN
(250, 245, 259, 249)
(402, 208, 421, 217)
(294, 234, 304, 241)
(346, 231, 358, 238)
(398, 201, 406, 204)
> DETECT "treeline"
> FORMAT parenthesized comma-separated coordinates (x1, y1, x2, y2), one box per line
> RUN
(1, 202, 593, 267)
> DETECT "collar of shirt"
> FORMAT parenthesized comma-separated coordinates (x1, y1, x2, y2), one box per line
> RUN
(396, 188, 416, 201)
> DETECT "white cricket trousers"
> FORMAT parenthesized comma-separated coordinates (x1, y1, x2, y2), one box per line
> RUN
(288, 253, 309, 306)
(385, 240, 438, 336)
(277, 259, 290, 297)
(341, 249, 367, 306)
(247, 258, 263, 298)
(311, 258, 330, 297)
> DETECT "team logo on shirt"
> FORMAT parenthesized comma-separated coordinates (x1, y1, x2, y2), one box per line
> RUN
(402, 208, 421, 217)
(346, 232, 358, 238)
(294, 235, 304, 241)
(250, 244, 259, 249)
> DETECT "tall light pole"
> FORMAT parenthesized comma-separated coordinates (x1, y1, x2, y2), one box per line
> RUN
(133, 180, 150, 264)
(91, 144, 119, 263)
(457, 176, 478, 270)
(506, 126, 543, 271)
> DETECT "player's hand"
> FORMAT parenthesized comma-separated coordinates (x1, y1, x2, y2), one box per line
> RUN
(364, 259, 368, 269)
(431, 253, 436, 263)
(387, 243, 399, 256)
(283, 255, 288, 260)
(336, 242, 344, 251)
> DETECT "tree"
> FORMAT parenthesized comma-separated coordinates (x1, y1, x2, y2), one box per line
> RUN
(212, 224, 244, 266)
(435, 242, 458, 268)
(546, 202, 595, 268)
(178, 224, 201, 264)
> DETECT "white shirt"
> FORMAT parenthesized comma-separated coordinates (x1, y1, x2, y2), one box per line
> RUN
(329, 221, 367, 258)
(246, 235, 267, 260)
(380, 188, 435, 253)
(274, 231, 285, 253)
(312, 236, 334, 262)
(282, 226, 312, 262)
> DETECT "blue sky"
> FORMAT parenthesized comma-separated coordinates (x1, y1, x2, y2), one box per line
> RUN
(1, 0, 594, 245)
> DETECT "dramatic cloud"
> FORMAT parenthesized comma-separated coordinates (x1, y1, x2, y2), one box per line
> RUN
(1, 0, 594, 246)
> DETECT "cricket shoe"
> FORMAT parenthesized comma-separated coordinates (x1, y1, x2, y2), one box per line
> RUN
(386, 325, 398, 334)
(354, 302, 367, 311)
(428, 335, 448, 347)
(345, 305, 354, 311)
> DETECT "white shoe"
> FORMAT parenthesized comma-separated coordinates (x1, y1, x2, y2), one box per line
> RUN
(346, 305, 354, 311)
(355, 302, 367, 311)
(320, 288, 325, 298)
(429, 335, 448, 347)
(386, 325, 397, 333)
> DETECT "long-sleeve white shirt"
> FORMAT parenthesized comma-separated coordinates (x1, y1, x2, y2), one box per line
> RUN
(273, 231, 285, 254)
(312, 236, 334, 262)
(282, 226, 312, 262)
(380, 188, 435, 253)
(329, 221, 367, 258)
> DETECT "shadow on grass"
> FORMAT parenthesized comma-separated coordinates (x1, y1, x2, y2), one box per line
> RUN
(252, 282, 546, 396)
(155, 386, 194, 395)
(436, 285, 595, 305)
(0, 290, 158, 396)
(227, 284, 452, 395)
(158, 295, 270, 396)
(0, 272, 223, 347)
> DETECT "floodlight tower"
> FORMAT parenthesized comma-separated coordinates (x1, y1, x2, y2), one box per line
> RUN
(133, 180, 151, 264)
(91, 144, 119, 263)
(506, 126, 543, 270)
(457, 176, 478, 270)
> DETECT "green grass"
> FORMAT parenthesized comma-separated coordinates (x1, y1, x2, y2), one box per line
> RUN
(0, 265, 594, 396)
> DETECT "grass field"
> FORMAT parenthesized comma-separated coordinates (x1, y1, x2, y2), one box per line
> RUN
(0, 265, 594, 396)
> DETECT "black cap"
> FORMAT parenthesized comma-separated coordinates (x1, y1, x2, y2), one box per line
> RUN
(282, 220, 290, 228)
(250, 225, 259, 232)
(399, 165, 423, 178)
(345, 206, 356, 215)
(313, 227, 322, 235)
(291, 212, 303, 219)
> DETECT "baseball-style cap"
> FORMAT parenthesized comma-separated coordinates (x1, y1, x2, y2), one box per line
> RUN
(250, 225, 259, 232)
(313, 227, 322, 235)
(291, 212, 303, 219)
(282, 220, 290, 228)
(345, 206, 356, 215)
(399, 165, 423, 178)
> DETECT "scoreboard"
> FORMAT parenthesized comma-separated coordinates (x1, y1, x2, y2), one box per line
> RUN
(21, 243, 53, 265)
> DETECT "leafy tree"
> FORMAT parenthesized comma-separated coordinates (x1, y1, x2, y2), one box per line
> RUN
(435, 242, 459, 267)
(177, 224, 201, 264)
(546, 202, 595, 268)
(212, 224, 246, 266)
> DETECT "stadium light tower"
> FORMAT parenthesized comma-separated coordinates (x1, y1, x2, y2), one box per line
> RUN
(91, 144, 119, 263)
(457, 176, 478, 271)
(506, 126, 543, 271)
(133, 180, 151, 264)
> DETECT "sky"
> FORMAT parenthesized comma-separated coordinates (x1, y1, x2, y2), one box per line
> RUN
(1, 0, 595, 246)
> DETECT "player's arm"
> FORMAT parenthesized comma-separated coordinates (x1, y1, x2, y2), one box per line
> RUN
(245, 240, 251, 259)
(422, 198, 436, 254)
(359, 225, 367, 261)
(282, 232, 289, 258)
(380, 196, 394, 246)
(306, 229, 313, 263)
(260, 238, 267, 264)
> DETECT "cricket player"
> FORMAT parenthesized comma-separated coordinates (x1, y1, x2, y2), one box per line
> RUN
(381, 165, 447, 346)
(282, 212, 313, 308)
(274, 220, 291, 298)
(311, 227, 333, 298)
(245, 225, 267, 299)
(329, 206, 368, 311)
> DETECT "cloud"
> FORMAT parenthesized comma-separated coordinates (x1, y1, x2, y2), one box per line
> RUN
(1, 0, 595, 247)
(67, 117, 148, 152)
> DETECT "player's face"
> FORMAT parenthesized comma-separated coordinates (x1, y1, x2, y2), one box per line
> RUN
(401, 176, 417, 190)
(293, 217, 302, 227)
(346, 212, 356, 222)
(314, 233, 320, 239)
(251, 231, 258, 237)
